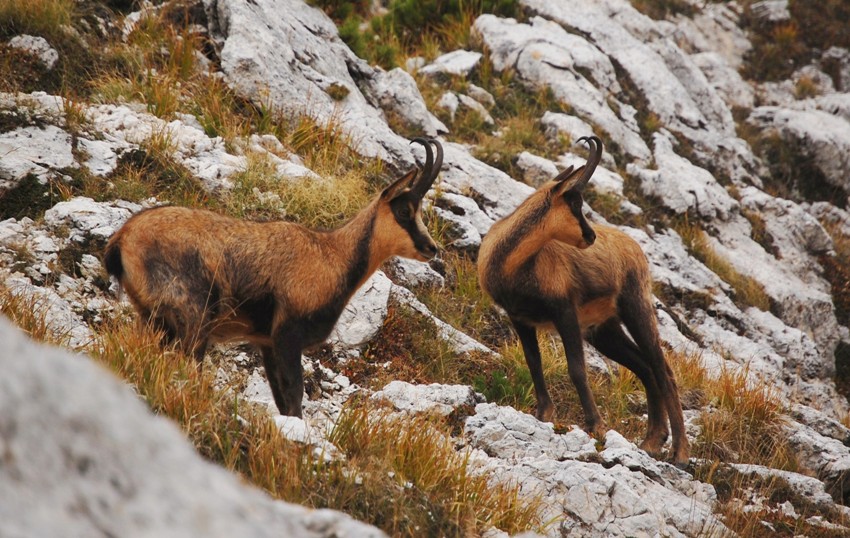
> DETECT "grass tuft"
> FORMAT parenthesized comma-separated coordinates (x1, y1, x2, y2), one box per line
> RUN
(674, 218, 772, 312)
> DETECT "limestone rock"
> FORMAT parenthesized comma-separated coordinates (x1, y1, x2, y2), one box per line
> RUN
(203, 0, 414, 167)
(385, 257, 445, 288)
(364, 67, 447, 137)
(8, 35, 59, 69)
(627, 131, 738, 220)
(465, 403, 598, 461)
(474, 14, 651, 164)
(0, 317, 386, 537)
(0, 124, 75, 189)
(420, 50, 482, 77)
(514, 151, 558, 187)
(372, 380, 481, 416)
(747, 105, 850, 194)
(329, 271, 393, 349)
(44, 197, 140, 244)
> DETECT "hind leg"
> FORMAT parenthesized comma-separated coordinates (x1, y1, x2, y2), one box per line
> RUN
(619, 287, 689, 465)
(588, 320, 668, 456)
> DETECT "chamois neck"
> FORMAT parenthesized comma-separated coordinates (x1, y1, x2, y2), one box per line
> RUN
(492, 195, 553, 278)
(328, 200, 380, 291)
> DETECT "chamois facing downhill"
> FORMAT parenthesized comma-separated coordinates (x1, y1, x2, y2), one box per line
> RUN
(104, 138, 444, 418)
(477, 136, 689, 465)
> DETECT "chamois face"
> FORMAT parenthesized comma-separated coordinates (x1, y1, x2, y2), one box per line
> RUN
(376, 172, 438, 261)
(545, 182, 596, 249)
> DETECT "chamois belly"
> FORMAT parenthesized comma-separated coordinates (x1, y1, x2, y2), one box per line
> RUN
(208, 298, 345, 350)
(493, 289, 617, 335)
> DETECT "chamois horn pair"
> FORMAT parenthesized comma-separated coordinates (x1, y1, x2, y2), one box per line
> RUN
(409, 136, 444, 199)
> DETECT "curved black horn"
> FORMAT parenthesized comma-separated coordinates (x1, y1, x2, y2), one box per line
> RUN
(410, 137, 433, 193)
(410, 138, 442, 199)
(573, 135, 603, 189)
(427, 138, 443, 183)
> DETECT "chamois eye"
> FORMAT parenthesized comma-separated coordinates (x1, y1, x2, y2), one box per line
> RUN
(398, 206, 412, 220)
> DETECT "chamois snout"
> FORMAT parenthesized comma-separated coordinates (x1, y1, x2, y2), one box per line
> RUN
(417, 239, 439, 260)
(579, 227, 596, 249)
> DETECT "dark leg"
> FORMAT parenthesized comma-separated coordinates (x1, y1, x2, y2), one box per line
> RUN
(512, 319, 554, 422)
(587, 320, 668, 455)
(619, 285, 689, 465)
(270, 324, 305, 417)
(260, 345, 287, 414)
(554, 306, 604, 437)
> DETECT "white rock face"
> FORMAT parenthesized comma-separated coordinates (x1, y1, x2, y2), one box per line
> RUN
(372, 380, 480, 416)
(747, 105, 850, 193)
(438, 142, 534, 221)
(668, 2, 751, 69)
(329, 271, 393, 349)
(731, 463, 849, 515)
(44, 197, 140, 243)
(464, 405, 728, 537)
(88, 103, 246, 191)
(784, 419, 850, 501)
(364, 67, 448, 137)
(691, 51, 755, 110)
(514, 0, 758, 182)
(0, 318, 386, 538)
(465, 403, 598, 461)
(474, 14, 651, 163)
(515, 151, 558, 187)
(420, 50, 483, 77)
(628, 131, 738, 220)
(386, 257, 445, 288)
(0, 124, 75, 188)
(8, 34, 59, 69)
(203, 0, 414, 167)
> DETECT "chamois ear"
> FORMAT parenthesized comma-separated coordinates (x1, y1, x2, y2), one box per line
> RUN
(552, 165, 585, 197)
(553, 135, 604, 196)
(381, 168, 419, 200)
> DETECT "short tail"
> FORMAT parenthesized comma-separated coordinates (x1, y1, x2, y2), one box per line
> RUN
(103, 239, 123, 280)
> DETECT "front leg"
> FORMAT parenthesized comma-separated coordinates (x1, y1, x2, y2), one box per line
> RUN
(512, 319, 554, 422)
(270, 323, 305, 417)
(555, 306, 605, 438)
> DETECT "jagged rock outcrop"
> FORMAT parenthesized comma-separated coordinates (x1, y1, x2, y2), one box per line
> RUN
(203, 0, 415, 167)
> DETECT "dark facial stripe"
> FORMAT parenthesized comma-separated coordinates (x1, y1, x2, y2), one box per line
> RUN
(391, 196, 433, 254)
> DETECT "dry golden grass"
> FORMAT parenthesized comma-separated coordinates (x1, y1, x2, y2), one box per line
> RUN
(0, 0, 75, 38)
(0, 285, 71, 346)
(674, 218, 772, 312)
(0, 287, 544, 536)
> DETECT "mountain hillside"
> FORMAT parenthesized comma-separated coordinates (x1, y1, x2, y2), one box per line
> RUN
(2, 0, 850, 535)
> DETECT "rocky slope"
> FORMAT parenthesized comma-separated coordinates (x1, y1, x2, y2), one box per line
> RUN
(2, 0, 850, 535)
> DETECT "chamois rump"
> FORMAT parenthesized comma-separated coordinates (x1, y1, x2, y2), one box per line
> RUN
(104, 138, 444, 418)
(477, 136, 689, 465)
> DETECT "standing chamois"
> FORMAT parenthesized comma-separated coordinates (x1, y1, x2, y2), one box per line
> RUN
(477, 136, 689, 465)
(104, 138, 444, 417)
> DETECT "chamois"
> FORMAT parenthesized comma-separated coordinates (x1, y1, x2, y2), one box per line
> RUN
(104, 138, 444, 418)
(477, 136, 689, 465)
